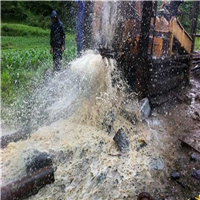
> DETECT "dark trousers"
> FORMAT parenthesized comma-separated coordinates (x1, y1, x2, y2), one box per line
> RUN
(77, 39, 83, 57)
(53, 48, 62, 71)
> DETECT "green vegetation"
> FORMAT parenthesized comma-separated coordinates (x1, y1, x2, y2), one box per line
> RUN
(1, 1, 76, 31)
(1, 23, 76, 108)
(1, 36, 49, 50)
(158, 1, 200, 34)
(1, 23, 49, 37)
(195, 38, 200, 51)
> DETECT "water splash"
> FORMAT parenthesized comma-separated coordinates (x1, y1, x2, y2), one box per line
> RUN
(93, 1, 119, 50)
(1, 50, 174, 199)
(27, 50, 118, 130)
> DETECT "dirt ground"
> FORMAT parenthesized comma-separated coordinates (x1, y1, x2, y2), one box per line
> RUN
(152, 76, 200, 200)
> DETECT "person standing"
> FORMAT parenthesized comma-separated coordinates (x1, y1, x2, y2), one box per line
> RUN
(50, 10, 65, 71)
(76, 0, 85, 57)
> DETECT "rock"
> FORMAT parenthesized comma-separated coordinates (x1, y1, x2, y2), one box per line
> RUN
(136, 141, 147, 151)
(171, 172, 180, 180)
(96, 171, 107, 184)
(191, 111, 200, 121)
(191, 169, 200, 180)
(113, 128, 129, 153)
(103, 110, 116, 134)
(139, 98, 151, 121)
(176, 180, 186, 188)
(149, 157, 164, 170)
(26, 151, 53, 174)
(162, 197, 176, 200)
(121, 101, 138, 125)
(137, 192, 153, 200)
(193, 66, 200, 78)
(191, 153, 199, 162)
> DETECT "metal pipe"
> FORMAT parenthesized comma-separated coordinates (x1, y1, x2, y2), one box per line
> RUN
(1, 166, 55, 200)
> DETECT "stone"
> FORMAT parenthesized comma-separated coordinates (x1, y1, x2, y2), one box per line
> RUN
(121, 100, 138, 125)
(139, 98, 151, 121)
(26, 152, 53, 174)
(103, 110, 116, 134)
(136, 141, 147, 151)
(137, 192, 153, 200)
(113, 128, 129, 153)
(191, 153, 199, 162)
(149, 157, 164, 170)
(193, 66, 200, 77)
(171, 172, 180, 180)
(191, 169, 200, 180)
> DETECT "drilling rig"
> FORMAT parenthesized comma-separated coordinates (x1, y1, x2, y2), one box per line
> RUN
(81, 1, 199, 105)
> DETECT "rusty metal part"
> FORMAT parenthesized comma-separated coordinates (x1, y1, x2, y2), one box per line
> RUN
(98, 48, 116, 59)
(1, 129, 31, 149)
(169, 18, 193, 54)
(1, 166, 55, 200)
(134, 1, 153, 98)
(179, 138, 200, 154)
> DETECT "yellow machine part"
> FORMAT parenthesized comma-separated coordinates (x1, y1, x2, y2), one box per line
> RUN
(169, 18, 192, 54)
(152, 37, 163, 57)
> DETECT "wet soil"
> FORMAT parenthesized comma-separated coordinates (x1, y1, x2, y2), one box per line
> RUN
(152, 76, 200, 200)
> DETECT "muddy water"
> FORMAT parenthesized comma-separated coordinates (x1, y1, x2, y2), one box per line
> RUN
(1, 51, 171, 199)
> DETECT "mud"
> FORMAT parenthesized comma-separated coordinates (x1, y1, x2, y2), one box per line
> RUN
(151, 76, 200, 200)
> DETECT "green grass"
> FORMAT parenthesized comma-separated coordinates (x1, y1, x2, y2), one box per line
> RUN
(1, 23, 50, 37)
(1, 36, 49, 50)
(195, 37, 200, 51)
(1, 42, 76, 105)
(1, 23, 76, 114)
(1, 33, 76, 51)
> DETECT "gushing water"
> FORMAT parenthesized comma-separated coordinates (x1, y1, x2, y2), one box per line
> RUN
(1, 2, 173, 198)
(2, 51, 116, 132)
(92, 1, 119, 50)
(1, 50, 172, 200)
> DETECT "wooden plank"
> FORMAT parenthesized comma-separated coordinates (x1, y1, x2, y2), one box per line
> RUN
(169, 18, 192, 54)
(153, 37, 163, 57)
(169, 33, 174, 55)
(155, 16, 169, 33)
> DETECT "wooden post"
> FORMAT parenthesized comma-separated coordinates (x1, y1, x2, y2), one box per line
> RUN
(190, 1, 200, 53)
(134, 1, 153, 99)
